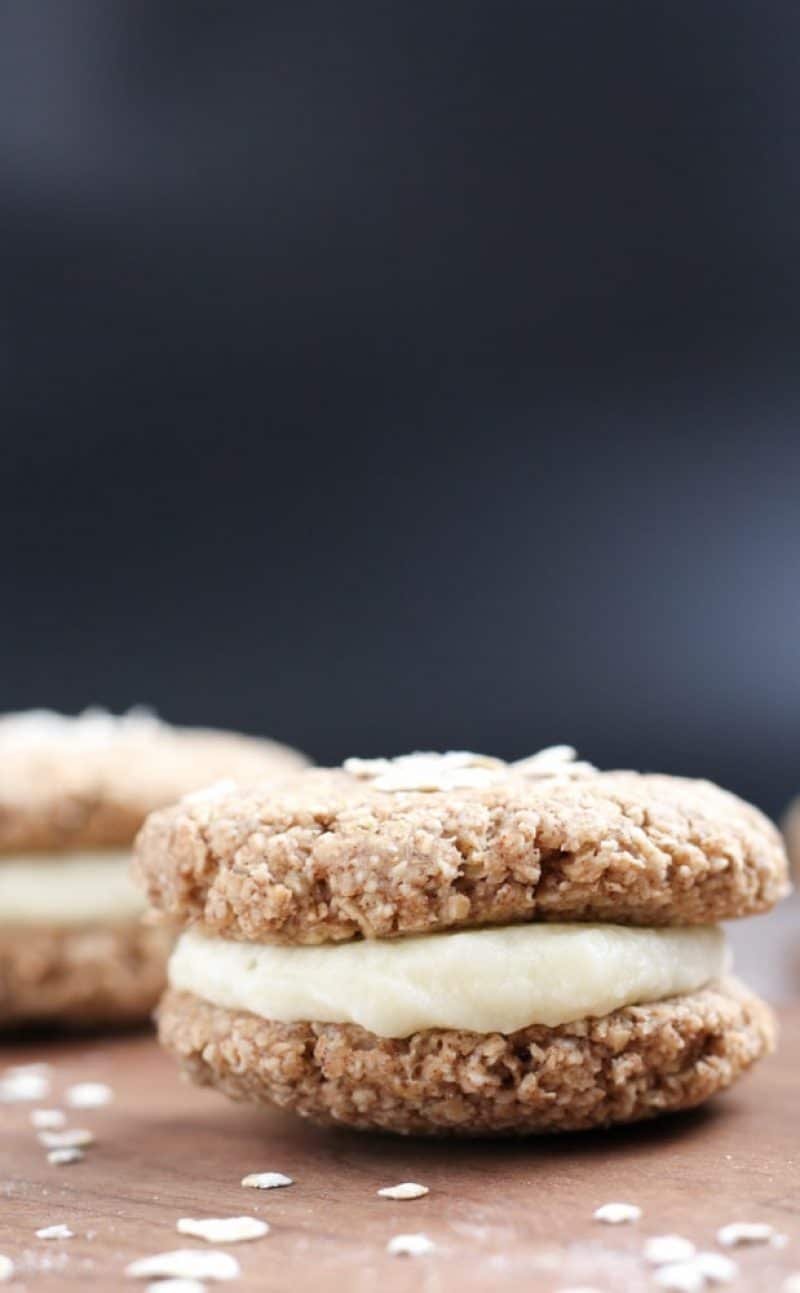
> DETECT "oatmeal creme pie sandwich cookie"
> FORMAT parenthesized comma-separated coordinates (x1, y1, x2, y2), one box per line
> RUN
(0, 708, 308, 1025)
(136, 748, 789, 1134)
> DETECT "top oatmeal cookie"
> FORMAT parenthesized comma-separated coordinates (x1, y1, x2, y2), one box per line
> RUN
(0, 709, 308, 852)
(133, 749, 789, 943)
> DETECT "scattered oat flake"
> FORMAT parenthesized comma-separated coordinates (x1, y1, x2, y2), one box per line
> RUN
(386, 1233, 436, 1257)
(66, 1081, 113, 1108)
(593, 1202, 642, 1224)
(47, 1147, 85, 1166)
(241, 1172, 293, 1190)
(31, 1108, 67, 1129)
(716, 1222, 774, 1247)
(653, 1264, 705, 1293)
(695, 1252, 738, 1283)
(377, 1183, 429, 1201)
(0, 1255, 13, 1283)
(556, 1288, 604, 1293)
(36, 1225, 74, 1240)
(0, 1070, 50, 1102)
(644, 1236, 697, 1266)
(146, 1283, 208, 1293)
(125, 1250, 240, 1281)
(177, 1217, 269, 1243)
(38, 1127, 94, 1149)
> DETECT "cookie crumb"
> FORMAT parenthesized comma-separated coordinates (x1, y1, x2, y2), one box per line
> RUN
(386, 1233, 436, 1257)
(695, 1252, 738, 1283)
(31, 1108, 66, 1129)
(377, 1183, 429, 1201)
(644, 1236, 697, 1265)
(0, 1256, 14, 1283)
(125, 1250, 240, 1281)
(176, 1217, 269, 1243)
(47, 1147, 85, 1166)
(653, 1264, 705, 1293)
(38, 1128, 94, 1149)
(240, 1172, 293, 1190)
(716, 1222, 774, 1247)
(593, 1202, 642, 1225)
(36, 1225, 74, 1240)
(66, 1082, 113, 1108)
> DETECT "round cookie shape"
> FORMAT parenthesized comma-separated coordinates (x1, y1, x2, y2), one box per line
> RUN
(134, 751, 789, 942)
(158, 977, 774, 1135)
(0, 708, 308, 852)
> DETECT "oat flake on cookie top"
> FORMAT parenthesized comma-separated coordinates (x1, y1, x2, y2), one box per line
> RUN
(343, 746, 595, 791)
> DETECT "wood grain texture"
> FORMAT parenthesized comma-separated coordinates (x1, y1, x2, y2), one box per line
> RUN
(1, 1009, 798, 1291)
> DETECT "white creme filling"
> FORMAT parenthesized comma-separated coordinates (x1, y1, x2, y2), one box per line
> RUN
(168, 923, 729, 1038)
(0, 851, 145, 926)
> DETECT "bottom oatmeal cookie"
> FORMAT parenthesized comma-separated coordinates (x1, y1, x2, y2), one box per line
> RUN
(157, 977, 774, 1136)
(0, 922, 173, 1026)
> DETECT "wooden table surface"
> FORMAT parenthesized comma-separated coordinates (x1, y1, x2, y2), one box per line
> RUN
(1, 1006, 798, 1292)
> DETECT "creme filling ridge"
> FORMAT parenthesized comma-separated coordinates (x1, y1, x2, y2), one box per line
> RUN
(168, 922, 729, 1038)
(0, 852, 146, 925)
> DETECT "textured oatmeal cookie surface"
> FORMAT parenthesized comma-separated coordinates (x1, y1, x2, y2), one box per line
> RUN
(135, 764, 788, 943)
(0, 709, 307, 852)
(158, 977, 774, 1135)
(0, 921, 173, 1026)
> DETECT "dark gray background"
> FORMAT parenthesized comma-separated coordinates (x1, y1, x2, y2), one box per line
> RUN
(2, 2, 799, 816)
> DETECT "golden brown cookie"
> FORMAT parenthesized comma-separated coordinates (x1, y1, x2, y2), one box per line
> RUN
(0, 922, 174, 1027)
(0, 708, 308, 1026)
(158, 977, 774, 1135)
(141, 750, 787, 1135)
(0, 708, 307, 853)
(135, 760, 788, 944)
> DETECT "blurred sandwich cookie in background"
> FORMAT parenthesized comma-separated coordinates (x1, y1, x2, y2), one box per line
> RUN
(0, 709, 307, 1027)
